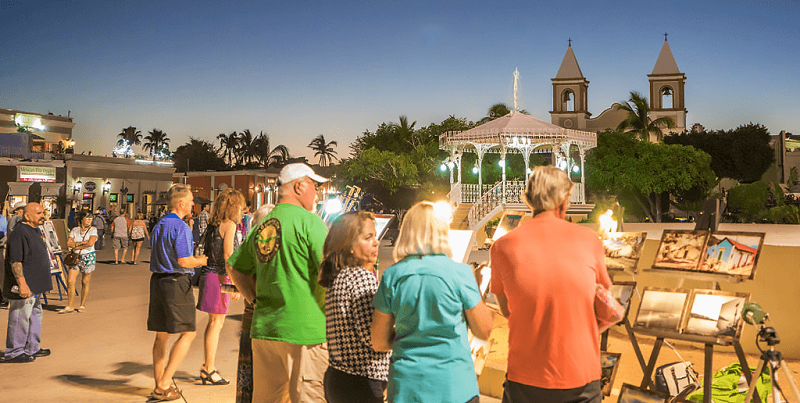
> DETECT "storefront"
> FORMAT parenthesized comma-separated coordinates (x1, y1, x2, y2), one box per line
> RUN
(66, 154, 175, 218)
(173, 168, 280, 213)
(1, 159, 66, 217)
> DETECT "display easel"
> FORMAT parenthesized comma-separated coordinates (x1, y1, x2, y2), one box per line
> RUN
(631, 199, 761, 403)
(43, 252, 71, 304)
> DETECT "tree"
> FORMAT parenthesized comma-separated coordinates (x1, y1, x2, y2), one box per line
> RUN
(307, 134, 338, 166)
(118, 126, 142, 147)
(237, 129, 257, 166)
(664, 123, 775, 183)
(253, 131, 290, 168)
(338, 148, 418, 194)
(143, 129, 171, 160)
(217, 131, 238, 166)
(173, 137, 227, 172)
(615, 92, 675, 142)
(586, 130, 716, 222)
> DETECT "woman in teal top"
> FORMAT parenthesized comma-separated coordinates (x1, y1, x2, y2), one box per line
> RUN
(372, 201, 494, 403)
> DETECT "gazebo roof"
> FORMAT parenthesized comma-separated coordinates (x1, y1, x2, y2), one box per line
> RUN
(440, 111, 597, 150)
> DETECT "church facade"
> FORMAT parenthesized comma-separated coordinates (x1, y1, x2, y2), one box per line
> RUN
(549, 39, 687, 139)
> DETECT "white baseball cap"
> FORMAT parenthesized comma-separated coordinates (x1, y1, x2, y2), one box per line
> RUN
(13, 202, 26, 211)
(278, 163, 328, 185)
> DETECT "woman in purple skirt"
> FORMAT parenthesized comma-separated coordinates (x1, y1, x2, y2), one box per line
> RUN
(196, 188, 246, 386)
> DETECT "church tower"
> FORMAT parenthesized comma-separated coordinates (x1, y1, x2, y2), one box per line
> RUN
(550, 43, 590, 130)
(648, 36, 687, 133)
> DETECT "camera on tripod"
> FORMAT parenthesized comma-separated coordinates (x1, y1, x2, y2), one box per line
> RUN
(742, 302, 780, 346)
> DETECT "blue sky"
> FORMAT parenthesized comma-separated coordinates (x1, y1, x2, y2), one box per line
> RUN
(2, 0, 798, 162)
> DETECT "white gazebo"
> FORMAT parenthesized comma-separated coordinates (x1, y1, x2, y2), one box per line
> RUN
(439, 110, 597, 229)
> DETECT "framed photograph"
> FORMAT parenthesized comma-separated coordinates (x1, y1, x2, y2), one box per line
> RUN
(682, 289, 749, 342)
(473, 263, 499, 312)
(700, 231, 764, 280)
(373, 213, 395, 241)
(492, 212, 527, 241)
(617, 383, 669, 403)
(40, 221, 62, 254)
(609, 281, 637, 316)
(653, 230, 709, 271)
(603, 232, 647, 273)
(600, 351, 621, 396)
(634, 288, 690, 333)
(449, 229, 474, 264)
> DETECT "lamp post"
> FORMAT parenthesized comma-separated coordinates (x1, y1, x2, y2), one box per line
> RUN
(73, 180, 82, 196)
(102, 181, 111, 195)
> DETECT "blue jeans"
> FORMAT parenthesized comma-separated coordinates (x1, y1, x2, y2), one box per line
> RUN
(5, 295, 43, 359)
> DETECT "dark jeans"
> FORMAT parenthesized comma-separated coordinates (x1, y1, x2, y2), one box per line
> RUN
(502, 379, 601, 403)
(324, 366, 386, 403)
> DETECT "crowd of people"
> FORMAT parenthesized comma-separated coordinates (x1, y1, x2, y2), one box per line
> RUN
(1, 162, 614, 403)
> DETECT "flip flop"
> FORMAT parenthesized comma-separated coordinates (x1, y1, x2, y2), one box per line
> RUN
(77, 306, 86, 312)
(58, 307, 75, 314)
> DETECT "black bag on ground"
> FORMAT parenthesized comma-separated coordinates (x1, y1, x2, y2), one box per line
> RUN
(654, 361, 699, 396)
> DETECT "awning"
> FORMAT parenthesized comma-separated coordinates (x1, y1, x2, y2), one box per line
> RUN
(41, 183, 64, 197)
(7, 182, 32, 196)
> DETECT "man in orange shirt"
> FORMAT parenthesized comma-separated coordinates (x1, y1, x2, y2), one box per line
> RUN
(491, 166, 612, 403)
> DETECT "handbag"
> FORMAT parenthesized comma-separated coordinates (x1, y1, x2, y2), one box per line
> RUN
(595, 284, 625, 332)
(64, 249, 81, 266)
(654, 361, 699, 396)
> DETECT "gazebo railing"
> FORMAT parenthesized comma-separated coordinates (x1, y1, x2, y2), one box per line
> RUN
(448, 182, 462, 206)
(459, 184, 494, 204)
(466, 181, 584, 229)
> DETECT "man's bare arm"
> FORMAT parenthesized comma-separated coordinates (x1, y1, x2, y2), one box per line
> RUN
(11, 262, 31, 298)
(11, 262, 24, 280)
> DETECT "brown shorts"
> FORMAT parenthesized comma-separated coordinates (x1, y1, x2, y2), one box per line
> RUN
(147, 273, 196, 334)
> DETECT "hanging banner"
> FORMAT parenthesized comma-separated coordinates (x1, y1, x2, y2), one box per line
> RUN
(19, 166, 56, 182)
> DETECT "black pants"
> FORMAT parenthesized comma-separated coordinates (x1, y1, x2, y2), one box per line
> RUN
(502, 379, 601, 403)
(324, 366, 386, 403)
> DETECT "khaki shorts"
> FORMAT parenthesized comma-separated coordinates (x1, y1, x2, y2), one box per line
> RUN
(251, 339, 328, 403)
(112, 236, 129, 250)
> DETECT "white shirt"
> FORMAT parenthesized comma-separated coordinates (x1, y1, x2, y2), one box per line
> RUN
(70, 226, 98, 255)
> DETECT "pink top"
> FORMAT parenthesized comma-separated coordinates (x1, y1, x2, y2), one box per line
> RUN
(490, 211, 612, 389)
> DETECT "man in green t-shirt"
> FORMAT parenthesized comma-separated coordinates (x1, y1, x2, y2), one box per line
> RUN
(229, 163, 329, 403)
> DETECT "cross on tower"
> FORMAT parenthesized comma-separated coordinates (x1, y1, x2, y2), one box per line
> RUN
(568, 38, 572, 47)
(664, 32, 668, 41)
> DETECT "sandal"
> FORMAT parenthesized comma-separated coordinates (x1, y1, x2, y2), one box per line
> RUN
(58, 307, 75, 314)
(77, 306, 86, 312)
(150, 386, 181, 401)
(200, 367, 230, 385)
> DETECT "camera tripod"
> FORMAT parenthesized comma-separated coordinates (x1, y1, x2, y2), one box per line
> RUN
(743, 325, 800, 403)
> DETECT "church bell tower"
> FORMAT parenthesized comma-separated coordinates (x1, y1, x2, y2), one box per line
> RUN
(550, 41, 590, 130)
(648, 35, 687, 133)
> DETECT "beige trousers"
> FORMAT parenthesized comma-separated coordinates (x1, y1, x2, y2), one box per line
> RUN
(251, 339, 328, 403)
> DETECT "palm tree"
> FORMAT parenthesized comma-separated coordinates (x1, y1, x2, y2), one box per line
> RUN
(253, 131, 290, 168)
(237, 129, 257, 166)
(118, 126, 142, 147)
(217, 131, 238, 165)
(143, 129, 171, 160)
(477, 103, 528, 125)
(616, 91, 675, 142)
(307, 134, 338, 166)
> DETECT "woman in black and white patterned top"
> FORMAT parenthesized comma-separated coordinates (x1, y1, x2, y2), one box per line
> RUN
(319, 211, 390, 403)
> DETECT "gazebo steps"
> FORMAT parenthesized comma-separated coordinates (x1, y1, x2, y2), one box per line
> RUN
(451, 203, 473, 230)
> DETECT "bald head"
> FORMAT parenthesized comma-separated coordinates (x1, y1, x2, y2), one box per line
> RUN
(24, 202, 46, 228)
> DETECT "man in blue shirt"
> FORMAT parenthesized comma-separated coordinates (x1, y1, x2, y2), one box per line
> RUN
(147, 184, 207, 401)
(3, 203, 52, 363)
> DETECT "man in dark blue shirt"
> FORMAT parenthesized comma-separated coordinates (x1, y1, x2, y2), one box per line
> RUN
(147, 184, 207, 401)
(3, 202, 52, 363)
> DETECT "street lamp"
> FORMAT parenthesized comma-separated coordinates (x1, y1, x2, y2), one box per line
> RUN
(73, 180, 82, 195)
(103, 181, 111, 195)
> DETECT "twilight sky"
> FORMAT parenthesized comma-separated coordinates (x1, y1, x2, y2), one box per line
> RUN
(2, 0, 798, 162)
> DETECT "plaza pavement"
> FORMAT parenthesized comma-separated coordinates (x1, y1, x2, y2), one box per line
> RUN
(0, 239, 501, 403)
(4, 238, 796, 402)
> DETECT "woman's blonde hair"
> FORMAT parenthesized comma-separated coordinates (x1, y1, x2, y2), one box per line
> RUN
(523, 165, 573, 215)
(393, 201, 452, 261)
(209, 189, 246, 225)
(167, 184, 193, 211)
(318, 211, 375, 288)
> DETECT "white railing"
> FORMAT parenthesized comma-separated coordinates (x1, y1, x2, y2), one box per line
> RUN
(466, 181, 584, 229)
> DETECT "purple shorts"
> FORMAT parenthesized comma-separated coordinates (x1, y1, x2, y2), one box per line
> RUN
(196, 272, 231, 315)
